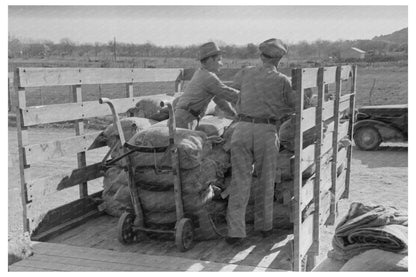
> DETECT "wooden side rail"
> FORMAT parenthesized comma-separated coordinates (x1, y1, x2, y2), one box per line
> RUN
(23, 133, 101, 165)
(15, 67, 183, 237)
(17, 67, 183, 87)
(298, 65, 353, 90)
(291, 65, 356, 271)
(21, 95, 167, 126)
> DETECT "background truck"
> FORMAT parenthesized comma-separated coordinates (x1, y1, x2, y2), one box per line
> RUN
(9, 64, 356, 271)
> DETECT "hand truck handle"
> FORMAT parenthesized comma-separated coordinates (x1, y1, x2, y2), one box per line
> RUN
(161, 102, 176, 145)
(99, 97, 126, 146)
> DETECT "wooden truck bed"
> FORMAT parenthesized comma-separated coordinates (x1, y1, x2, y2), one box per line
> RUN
(11, 65, 356, 271)
(11, 215, 294, 271)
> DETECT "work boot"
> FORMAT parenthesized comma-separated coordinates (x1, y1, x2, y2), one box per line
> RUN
(260, 230, 273, 238)
(225, 236, 243, 245)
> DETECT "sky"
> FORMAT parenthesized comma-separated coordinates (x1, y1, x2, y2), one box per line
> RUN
(8, 5, 408, 46)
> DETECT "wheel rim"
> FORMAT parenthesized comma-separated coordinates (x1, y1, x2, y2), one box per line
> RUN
(122, 215, 134, 242)
(355, 127, 381, 150)
(362, 132, 375, 144)
(182, 221, 193, 249)
(176, 218, 194, 251)
(118, 212, 136, 244)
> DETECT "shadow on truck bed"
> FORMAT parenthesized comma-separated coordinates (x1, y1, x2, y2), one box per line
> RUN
(47, 214, 294, 271)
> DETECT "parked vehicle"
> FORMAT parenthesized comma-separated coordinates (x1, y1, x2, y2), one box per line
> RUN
(353, 104, 408, 150)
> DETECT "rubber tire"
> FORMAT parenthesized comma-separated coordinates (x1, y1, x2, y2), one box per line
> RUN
(175, 218, 194, 252)
(117, 212, 140, 245)
(354, 127, 382, 150)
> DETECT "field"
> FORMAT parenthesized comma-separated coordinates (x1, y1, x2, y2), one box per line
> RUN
(7, 60, 408, 269)
(354, 63, 408, 106)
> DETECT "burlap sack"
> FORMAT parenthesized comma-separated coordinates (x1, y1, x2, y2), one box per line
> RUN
(100, 166, 132, 217)
(138, 188, 176, 212)
(147, 93, 183, 122)
(102, 166, 128, 195)
(202, 143, 230, 177)
(196, 115, 233, 137)
(128, 127, 212, 170)
(145, 211, 177, 225)
(89, 117, 156, 153)
(135, 158, 218, 194)
(279, 115, 318, 152)
(100, 187, 132, 217)
(138, 186, 215, 215)
(129, 94, 175, 118)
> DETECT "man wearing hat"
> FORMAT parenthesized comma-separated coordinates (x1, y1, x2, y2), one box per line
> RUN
(225, 38, 297, 244)
(174, 42, 239, 129)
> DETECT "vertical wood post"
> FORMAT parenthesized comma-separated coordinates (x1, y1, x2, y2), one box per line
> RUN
(126, 82, 134, 117)
(174, 70, 184, 94)
(329, 66, 342, 224)
(344, 65, 357, 199)
(306, 254, 317, 272)
(72, 83, 88, 198)
(311, 67, 325, 259)
(126, 83, 134, 98)
(293, 68, 304, 271)
(15, 68, 30, 233)
(8, 73, 13, 112)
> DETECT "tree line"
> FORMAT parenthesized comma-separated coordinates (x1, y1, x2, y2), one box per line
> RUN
(8, 36, 407, 62)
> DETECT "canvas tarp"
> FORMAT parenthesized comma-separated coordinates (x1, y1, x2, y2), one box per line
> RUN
(328, 202, 408, 261)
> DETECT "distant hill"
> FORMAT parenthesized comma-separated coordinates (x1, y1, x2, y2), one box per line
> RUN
(372, 28, 408, 44)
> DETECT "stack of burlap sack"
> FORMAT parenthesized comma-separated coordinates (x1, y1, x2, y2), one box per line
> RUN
(94, 93, 338, 239)
(128, 125, 231, 240)
(95, 95, 234, 240)
(314, 202, 408, 271)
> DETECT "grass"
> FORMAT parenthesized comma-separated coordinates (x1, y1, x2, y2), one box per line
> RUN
(355, 64, 407, 107)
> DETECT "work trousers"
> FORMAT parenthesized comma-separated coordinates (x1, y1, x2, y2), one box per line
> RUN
(227, 122, 279, 238)
(174, 109, 199, 130)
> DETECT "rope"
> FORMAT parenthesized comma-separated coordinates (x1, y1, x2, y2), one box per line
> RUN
(208, 213, 227, 238)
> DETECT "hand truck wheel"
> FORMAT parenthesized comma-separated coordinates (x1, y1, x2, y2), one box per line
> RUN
(175, 218, 194, 252)
(117, 211, 142, 244)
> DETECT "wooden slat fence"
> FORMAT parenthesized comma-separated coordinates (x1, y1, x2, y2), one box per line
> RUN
(291, 65, 356, 271)
(14, 67, 183, 238)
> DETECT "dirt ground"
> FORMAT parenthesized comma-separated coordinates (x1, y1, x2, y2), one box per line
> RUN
(318, 142, 408, 263)
(7, 126, 408, 268)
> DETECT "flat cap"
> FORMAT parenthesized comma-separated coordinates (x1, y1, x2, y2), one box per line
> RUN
(259, 38, 288, 58)
(198, 42, 223, 60)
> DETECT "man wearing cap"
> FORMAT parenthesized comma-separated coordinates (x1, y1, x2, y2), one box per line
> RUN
(225, 38, 297, 244)
(174, 42, 239, 129)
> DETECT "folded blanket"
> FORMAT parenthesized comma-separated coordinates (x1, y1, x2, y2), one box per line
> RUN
(329, 202, 408, 261)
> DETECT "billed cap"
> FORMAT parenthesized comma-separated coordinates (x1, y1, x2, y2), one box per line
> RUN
(259, 38, 288, 58)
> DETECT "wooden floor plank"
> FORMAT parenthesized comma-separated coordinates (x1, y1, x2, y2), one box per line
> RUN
(12, 258, 94, 271)
(8, 264, 50, 271)
(23, 253, 158, 271)
(11, 242, 283, 272)
(40, 214, 294, 271)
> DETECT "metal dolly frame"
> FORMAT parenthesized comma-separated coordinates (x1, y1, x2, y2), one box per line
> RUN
(99, 97, 194, 252)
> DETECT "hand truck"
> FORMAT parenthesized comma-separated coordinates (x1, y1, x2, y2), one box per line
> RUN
(98, 97, 194, 251)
